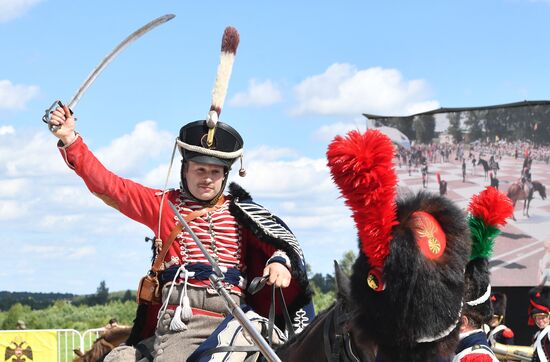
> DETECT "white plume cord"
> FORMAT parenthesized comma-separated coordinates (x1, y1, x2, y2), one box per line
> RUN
(416, 302, 463, 343)
(157, 264, 186, 322)
(466, 284, 491, 306)
(176, 139, 243, 159)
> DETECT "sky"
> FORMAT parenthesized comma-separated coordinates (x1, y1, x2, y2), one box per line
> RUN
(2, 0, 550, 294)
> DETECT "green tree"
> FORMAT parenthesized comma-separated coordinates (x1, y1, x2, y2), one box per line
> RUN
(122, 290, 133, 302)
(447, 113, 463, 143)
(339, 250, 356, 277)
(1, 303, 31, 330)
(413, 114, 436, 143)
(465, 111, 483, 142)
(95, 280, 109, 305)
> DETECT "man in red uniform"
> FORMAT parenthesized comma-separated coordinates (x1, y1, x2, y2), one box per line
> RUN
(48, 106, 313, 361)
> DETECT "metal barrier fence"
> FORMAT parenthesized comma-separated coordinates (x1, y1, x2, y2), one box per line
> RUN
(1, 328, 105, 361)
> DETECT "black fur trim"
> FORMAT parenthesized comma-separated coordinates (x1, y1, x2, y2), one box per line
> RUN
(228, 182, 312, 314)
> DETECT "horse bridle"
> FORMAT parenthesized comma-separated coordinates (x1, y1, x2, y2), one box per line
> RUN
(323, 300, 361, 362)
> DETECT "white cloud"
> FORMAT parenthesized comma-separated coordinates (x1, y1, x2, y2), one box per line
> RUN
(291, 63, 439, 117)
(236, 150, 333, 199)
(0, 0, 41, 23)
(67, 246, 96, 259)
(0, 125, 15, 135)
(95, 121, 174, 175)
(0, 131, 67, 177)
(0, 80, 40, 109)
(229, 79, 282, 107)
(0, 200, 27, 220)
(0, 178, 29, 196)
(20, 243, 95, 260)
(313, 121, 367, 142)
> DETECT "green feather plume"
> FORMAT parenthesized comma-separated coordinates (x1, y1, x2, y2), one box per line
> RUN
(468, 215, 501, 260)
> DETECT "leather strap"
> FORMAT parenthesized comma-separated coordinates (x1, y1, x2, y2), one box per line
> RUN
(150, 196, 226, 274)
(150, 224, 182, 273)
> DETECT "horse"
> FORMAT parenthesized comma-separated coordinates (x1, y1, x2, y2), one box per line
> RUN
(274, 261, 376, 362)
(73, 325, 132, 362)
(506, 180, 547, 220)
(477, 158, 490, 180)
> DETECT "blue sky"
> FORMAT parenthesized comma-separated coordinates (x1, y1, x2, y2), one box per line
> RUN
(2, 0, 550, 294)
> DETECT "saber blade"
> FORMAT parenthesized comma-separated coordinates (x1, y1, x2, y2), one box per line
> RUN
(68, 13, 175, 109)
(43, 14, 175, 128)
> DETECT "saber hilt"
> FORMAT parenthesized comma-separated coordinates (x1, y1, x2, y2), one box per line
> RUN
(42, 100, 74, 133)
(168, 201, 281, 362)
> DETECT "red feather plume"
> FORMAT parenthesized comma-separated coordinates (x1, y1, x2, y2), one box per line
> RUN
(468, 186, 513, 226)
(326, 129, 398, 269)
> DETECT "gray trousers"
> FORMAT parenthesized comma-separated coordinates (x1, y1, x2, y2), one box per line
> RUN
(104, 283, 242, 362)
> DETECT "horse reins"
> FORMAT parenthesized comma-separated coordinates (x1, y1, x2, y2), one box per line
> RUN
(323, 300, 361, 362)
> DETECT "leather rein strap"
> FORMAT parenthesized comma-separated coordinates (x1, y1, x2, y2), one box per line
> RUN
(323, 300, 361, 362)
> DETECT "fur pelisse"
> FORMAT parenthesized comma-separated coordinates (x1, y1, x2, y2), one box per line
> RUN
(350, 192, 471, 362)
(326, 129, 398, 269)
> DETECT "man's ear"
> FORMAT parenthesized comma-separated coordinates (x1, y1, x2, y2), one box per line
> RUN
(459, 315, 469, 332)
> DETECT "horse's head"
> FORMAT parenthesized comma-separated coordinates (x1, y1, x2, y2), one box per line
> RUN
(72, 326, 131, 362)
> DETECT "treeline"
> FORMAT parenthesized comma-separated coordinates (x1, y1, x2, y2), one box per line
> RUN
(0, 280, 134, 312)
(0, 300, 137, 331)
(0, 291, 75, 310)
(375, 102, 550, 144)
(0, 252, 356, 331)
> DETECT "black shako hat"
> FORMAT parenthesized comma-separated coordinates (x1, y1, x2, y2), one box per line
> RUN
(529, 285, 550, 316)
(177, 120, 243, 169)
(490, 292, 507, 318)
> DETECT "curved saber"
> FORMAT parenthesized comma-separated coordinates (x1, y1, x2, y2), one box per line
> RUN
(43, 14, 175, 127)
(68, 13, 175, 109)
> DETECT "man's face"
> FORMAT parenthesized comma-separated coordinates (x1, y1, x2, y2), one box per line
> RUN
(488, 315, 502, 328)
(533, 313, 550, 329)
(185, 160, 225, 201)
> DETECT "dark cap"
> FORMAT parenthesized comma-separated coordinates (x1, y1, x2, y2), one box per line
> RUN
(177, 120, 243, 168)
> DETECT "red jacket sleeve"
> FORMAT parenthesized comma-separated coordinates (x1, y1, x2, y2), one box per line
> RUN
(58, 136, 162, 232)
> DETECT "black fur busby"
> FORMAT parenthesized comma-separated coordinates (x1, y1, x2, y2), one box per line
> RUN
(490, 292, 507, 318)
(327, 130, 471, 362)
(463, 258, 493, 326)
(463, 187, 513, 327)
(529, 285, 550, 316)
